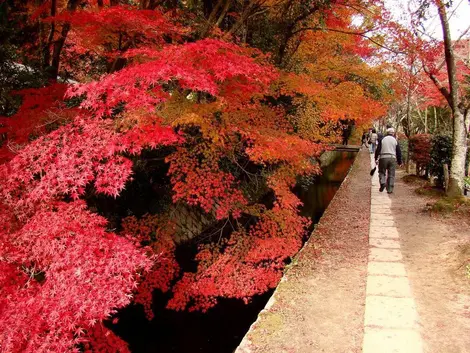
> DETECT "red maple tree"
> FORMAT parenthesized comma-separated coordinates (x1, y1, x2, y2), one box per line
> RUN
(0, 1, 389, 351)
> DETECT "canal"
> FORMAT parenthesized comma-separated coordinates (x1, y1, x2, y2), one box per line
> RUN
(111, 150, 357, 353)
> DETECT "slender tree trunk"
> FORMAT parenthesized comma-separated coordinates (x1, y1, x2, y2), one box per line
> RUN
(437, 0, 467, 196)
(277, 30, 292, 66)
(215, 0, 231, 27)
(444, 163, 450, 192)
(42, 0, 56, 69)
(200, 0, 225, 38)
(49, 0, 79, 80)
(424, 106, 427, 133)
(405, 62, 413, 173)
(465, 111, 470, 134)
(50, 24, 69, 80)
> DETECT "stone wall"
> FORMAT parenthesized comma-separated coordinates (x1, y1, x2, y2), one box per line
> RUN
(168, 203, 216, 244)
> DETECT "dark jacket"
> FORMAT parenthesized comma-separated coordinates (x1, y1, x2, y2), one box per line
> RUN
(375, 135, 402, 165)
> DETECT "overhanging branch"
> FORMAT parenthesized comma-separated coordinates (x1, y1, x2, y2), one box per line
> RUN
(421, 61, 452, 106)
(290, 26, 403, 54)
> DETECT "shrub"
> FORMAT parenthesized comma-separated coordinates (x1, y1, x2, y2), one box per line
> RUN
(409, 134, 431, 176)
(429, 135, 452, 188)
(465, 176, 470, 189)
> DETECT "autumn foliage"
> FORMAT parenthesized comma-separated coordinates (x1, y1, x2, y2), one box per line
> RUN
(0, 83, 76, 163)
(0, 201, 151, 353)
(409, 134, 432, 165)
(0, 0, 391, 351)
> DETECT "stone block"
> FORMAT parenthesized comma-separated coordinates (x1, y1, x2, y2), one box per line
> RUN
(371, 205, 392, 212)
(371, 195, 391, 200)
(371, 208, 393, 215)
(371, 214, 394, 221)
(369, 238, 400, 249)
(364, 296, 419, 329)
(369, 248, 403, 262)
(371, 199, 391, 204)
(370, 219, 396, 228)
(366, 275, 412, 297)
(367, 262, 407, 277)
(363, 328, 423, 353)
(369, 226, 399, 239)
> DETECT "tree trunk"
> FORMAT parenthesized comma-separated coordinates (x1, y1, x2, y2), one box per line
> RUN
(199, 0, 226, 38)
(405, 62, 413, 174)
(42, 0, 56, 69)
(424, 106, 427, 133)
(50, 24, 69, 80)
(214, 0, 231, 27)
(465, 111, 470, 134)
(436, 0, 468, 196)
(49, 0, 79, 80)
(447, 109, 467, 196)
(443, 163, 450, 192)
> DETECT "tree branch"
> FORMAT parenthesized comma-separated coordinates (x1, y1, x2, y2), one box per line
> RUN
(421, 61, 452, 107)
(290, 26, 402, 54)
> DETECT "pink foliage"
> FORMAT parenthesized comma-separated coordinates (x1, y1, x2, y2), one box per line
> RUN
(47, 5, 184, 56)
(166, 148, 248, 220)
(83, 325, 130, 353)
(0, 201, 151, 353)
(0, 83, 77, 163)
(168, 208, 309, 312)
(0, 118, 130, 217)
(67, 39, 278, 117)
(122, 215, 180, 320)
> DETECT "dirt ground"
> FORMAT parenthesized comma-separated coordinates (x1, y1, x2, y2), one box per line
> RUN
(392, 171, 470, 353)
(237, 151, 470, 353)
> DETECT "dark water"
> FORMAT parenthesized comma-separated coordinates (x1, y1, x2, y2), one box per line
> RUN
(111, 151, 357, 353)
(295, 151, 357, 227)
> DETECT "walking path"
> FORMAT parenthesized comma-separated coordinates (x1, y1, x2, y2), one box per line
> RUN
(236, 150, 470, 353)
(362, 159, 424, 353)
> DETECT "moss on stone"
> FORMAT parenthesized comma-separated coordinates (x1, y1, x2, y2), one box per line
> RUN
(249, 311, 284, 345)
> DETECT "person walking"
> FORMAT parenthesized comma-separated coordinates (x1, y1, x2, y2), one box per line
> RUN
(368, 128, 378, 154)
(361, 131, 368, 148)
(377, 123, 392, 144)
(377, 130, 383, 143)
(375, 127, 402, 194)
